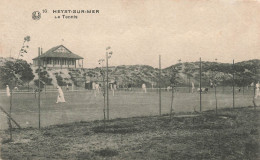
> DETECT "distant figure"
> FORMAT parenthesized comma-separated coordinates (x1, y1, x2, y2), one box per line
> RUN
(114, 84, 117, 90)
(110, 83, 116, 96)
(210, 82, 213, 88)
(110, 83, 113, 91)
(167, 86, 171, 92)
(56, 86, 66, 103)
(142, 83, 147, 93)
(92, 82, 96, 90)
(95, 83, 100, 94)
(66, 84, 69, 91)
(197, 88, 208, 93)
(255, 82, 260, 99)
(191, 82, 195, 93)
(6, 85, 10, 97)
(256, 82, 259, 89)
(128, 84, 132, 91)
(14, 86, 19, 91)
(93, 82, 97, 97)
(238, 88, 241, 92)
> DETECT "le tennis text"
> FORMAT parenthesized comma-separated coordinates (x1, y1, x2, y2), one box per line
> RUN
(55, 15, 78, 19)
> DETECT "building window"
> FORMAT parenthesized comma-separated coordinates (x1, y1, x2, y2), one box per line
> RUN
(47, 58, 51, 64)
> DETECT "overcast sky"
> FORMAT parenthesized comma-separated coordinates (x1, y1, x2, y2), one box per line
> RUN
(0, 0, 259, 68)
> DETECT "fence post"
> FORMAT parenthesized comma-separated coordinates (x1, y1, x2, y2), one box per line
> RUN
(38, 47, 41, 129)
(233, 59, 235, 109)
(254, 67, 256, 97)
(106, 52, 109, 120)
(199, 57, 202, 112)
(159, 55, 161, 116)
(253, 67, 257, 110)
(188, 76, 191, 93)
(9, 90, 13, 140)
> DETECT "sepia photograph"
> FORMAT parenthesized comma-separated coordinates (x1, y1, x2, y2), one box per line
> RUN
(0, 0, 260, 159)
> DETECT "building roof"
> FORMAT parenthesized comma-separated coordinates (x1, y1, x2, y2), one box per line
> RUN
(32, 45, 83, 60)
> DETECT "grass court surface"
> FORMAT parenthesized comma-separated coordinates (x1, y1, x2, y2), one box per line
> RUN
(0, 87, 259, 129)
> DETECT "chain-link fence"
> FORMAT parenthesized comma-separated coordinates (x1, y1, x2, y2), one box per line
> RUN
(0, 85, 259, 130)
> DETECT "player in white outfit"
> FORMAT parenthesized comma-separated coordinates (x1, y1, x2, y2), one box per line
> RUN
(191, 82, 195, 93)
(6, 85, 10, 97)
(142, 83, 147, 93)
(56, 86, 66, 103)
(255, 82, 260, 99)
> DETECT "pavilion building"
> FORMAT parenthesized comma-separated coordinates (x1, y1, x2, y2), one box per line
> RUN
(32, 45, 84, 68)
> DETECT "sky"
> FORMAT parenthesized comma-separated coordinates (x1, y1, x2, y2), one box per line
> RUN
(0, 0, 260, 68)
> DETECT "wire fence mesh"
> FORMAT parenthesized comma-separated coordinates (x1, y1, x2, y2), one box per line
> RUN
(0, 86, 259, 130)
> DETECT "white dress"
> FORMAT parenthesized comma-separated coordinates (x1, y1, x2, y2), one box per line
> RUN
(255, 83, 260, 99)
(142, 84, 147, 93)
(92, 82, 96, 90)
(6, 85, 10, 97)
(95, 84, 100, 93)
(56, 87, 66, 103)
(192, 82, 195, 93)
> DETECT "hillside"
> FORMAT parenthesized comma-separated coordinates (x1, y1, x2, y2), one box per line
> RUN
(1, 58, 260, 89)
(81, 59, 260, 88)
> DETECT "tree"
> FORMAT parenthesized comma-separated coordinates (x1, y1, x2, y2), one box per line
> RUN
(183, 63, 194, 92)
(0, 61, 18, 88)
(0, 59, 34, 89)
(19, 61, 35, 91)
(208, 63, 229, 115)
(18, 36, 30, 59)
(55, 74, 66, 86)
(169, 65, 181, 120)
(33, 79, 45, 89)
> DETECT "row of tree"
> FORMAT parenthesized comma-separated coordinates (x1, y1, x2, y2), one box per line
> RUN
(0, 60, 34, 89)
(181, 60, 260, 88)
(0, 59, 53, 90)
(0, 59, 259, 90)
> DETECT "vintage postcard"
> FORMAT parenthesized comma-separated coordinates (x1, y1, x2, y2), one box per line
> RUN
(0, 0, 260, 159)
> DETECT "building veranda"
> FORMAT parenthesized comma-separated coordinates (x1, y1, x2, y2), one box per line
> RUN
(32, 45, 84, 68)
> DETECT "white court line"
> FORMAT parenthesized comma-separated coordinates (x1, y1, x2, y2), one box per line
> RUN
(15, 108, 36, 113)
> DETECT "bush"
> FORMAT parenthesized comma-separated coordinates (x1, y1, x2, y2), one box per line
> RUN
(56, 75, 67, 86)
(35, 69, 52, 85)
(34, 80, 45, 89)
